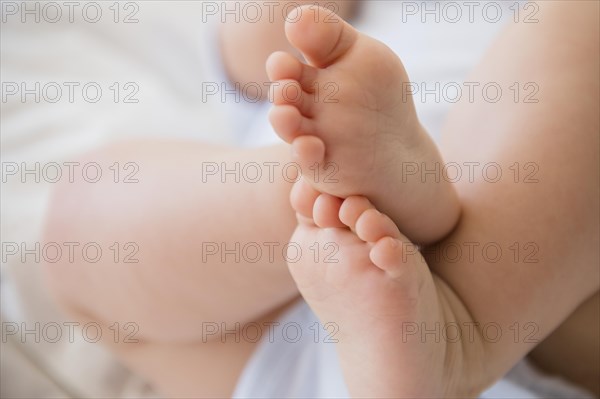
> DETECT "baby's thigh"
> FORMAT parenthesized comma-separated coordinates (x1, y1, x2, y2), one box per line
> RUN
(529, 292, 600, 396)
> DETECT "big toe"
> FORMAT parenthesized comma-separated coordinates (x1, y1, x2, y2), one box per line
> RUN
(285, 5, 358, 68)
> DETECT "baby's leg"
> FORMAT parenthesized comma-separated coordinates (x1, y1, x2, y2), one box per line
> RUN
(268, 7, 460, 245)
(43, 142, 301, 343)
(42, 141, 308, 397)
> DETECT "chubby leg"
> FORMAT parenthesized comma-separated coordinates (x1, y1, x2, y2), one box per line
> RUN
(42, 142, 300, 343)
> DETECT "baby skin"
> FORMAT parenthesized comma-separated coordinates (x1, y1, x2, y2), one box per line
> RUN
(267, 5, 460, 245)
(268, 5, 470, 398)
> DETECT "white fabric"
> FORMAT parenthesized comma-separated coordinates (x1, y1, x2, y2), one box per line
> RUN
(233, 301, 349, 398)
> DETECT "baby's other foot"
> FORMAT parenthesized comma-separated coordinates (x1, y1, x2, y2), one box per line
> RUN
(288, 179, 454, 398)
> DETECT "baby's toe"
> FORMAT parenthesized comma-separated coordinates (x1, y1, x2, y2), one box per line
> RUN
(355, 208, 401, 243)
(369, 237, 403, 273)
(313, 193, 345, 228)
(270, 79, 313, 117)
(290, 135, 326, 172)
(339, 196, 374, 231)
(285, 5, 358, 68)
(269, 105, 314, 142)
(266, 51, 318, 88)
(290, 177, 320, 220)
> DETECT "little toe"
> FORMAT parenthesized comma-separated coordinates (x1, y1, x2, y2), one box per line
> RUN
(370, 236, 424, 292)
(369, 237, 404, 275)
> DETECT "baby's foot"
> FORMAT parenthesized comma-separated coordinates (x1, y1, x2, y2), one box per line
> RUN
(268, 6, 459, 245)
(267, 5, 420, 198)
(288, 178, 456, 398)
